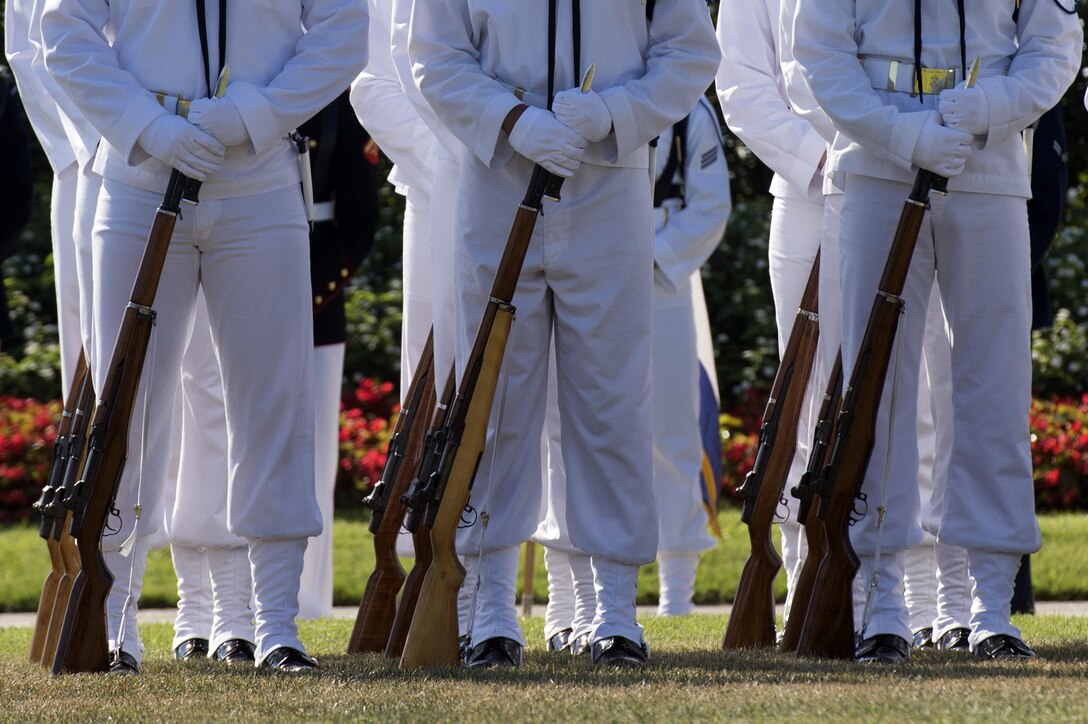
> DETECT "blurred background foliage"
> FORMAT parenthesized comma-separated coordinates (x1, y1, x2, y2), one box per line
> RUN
(1, 4, 1086, 407)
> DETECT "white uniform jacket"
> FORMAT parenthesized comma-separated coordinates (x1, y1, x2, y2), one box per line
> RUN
(792, 0, 1081, 197)
(653, 97, 731, 293)
(351, 0, 432, 197)
(41, 0, 369, 199)
(4, 0, 88, 171)
(716, 0, 826, 200)
(408, 0, 720, 172)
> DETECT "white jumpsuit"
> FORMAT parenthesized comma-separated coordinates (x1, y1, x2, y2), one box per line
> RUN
(793, 0, 1081, 646)
(409, 0, 720, 647)
(4, 0, 99, 392)
(42, 0, 368, 664)
(716, 0, 828, 623)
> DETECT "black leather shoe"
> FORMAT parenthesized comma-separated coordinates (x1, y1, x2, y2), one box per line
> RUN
(259, 647, 318, 673)
(108, 649, 140, 675)
(855, 634, 910, 662)
(546, 628, 573, 653)
(973, 634, 1036, 660)
(212, 639, 256, 665)
(465, 637, 523, 669)
(911, 627, 934, 650)
(174, 637, 209, 661)
(569, 632, 591, 657)
(936, 627, 972, 652)
(591, 636, 650, 667)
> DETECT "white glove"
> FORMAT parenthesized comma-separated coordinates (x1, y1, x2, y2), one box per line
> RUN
(188, 97, 250, 147)
(507, 105, 587, 178)
(137, 114, 225, 181)
(910, 116, 973, 177)
(553, 87, 612, 142)
(938, 85, 990, 136)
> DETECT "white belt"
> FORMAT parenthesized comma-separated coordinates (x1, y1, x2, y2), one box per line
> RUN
(312, 200, 335, 223)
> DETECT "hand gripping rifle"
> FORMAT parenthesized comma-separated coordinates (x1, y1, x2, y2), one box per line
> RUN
(347, 332, 436, 653)
(723, 253, 820, 649)
(29, 354, 89, 665)
(794, 59, 980, 660)
(779, 351, 841, 652)
(50, 169, 200, 675)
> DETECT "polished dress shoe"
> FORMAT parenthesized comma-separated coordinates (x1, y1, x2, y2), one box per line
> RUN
(546, 628, 573, 653)
(108, 649, 140, 675)
(259, 646, 318, 672)
(911, 627, 934, 650)
(591, 636, 650, 667)
(174, 637, 210, 661)
(855, 634, 910, 662)
(569, 632, 591, 657)
(973, 634, 1036, 660)
(213, 639, 256, 665)
(464, 637, 523, 669)
(935, 627, 972, 652)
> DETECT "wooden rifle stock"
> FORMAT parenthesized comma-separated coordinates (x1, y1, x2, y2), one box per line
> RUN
(795, 170, 942, 659)
(780, 352, 841, 652)
(399, 166, 560, 669)
(52, 170, 195, 674)
(347, 333, 436, 653)
(29, 355, 88, 665)
(384, 370, 454, 658)
(723, 254, 820, 649)
(41, 365, 96, 668)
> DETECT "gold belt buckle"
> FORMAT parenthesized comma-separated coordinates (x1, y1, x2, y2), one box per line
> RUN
(914, 68, 957, 95)
(154, 92, 192, 119)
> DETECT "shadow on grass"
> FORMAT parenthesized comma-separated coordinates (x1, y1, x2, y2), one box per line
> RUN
(294, 641, 1088, 688)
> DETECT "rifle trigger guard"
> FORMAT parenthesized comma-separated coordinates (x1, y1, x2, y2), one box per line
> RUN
(849, 491, 869, 525)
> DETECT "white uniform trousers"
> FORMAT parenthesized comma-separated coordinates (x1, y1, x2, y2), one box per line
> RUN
(74, 164, 102, 372)
(428, 152, 461, 387)
(50, 162, 82, 393)
(453, 155, 655, 646)
(91, 179, 321, 662)
(298, 342, 345, 619)
(168, 292, 254, 651)
(839, 174, 1037, 643)
(400, 189, 433, 389)
(767, 192, 824, 619)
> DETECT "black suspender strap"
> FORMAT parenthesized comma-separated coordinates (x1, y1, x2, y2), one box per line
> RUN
(195, 0, 228, 97)
(546, 0, 582, 110)
(957, 0, 967, 88)
(912, 0, 966, 102)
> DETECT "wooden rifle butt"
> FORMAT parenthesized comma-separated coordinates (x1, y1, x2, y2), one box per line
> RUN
(795, 531, 859, 659)
(41, 525, 81, 669)
(399, 537, 465, 669)
(349, 351, 436, 654)
(384, 523, 432, 659)
(29, 539, 62, 665)
(723, 543, 781, 649)
(348, 565, 406, 654)
(50, 568, 111, 675)
(780, 500, 827, 652)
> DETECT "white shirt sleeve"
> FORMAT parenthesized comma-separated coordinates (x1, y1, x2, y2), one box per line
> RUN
(350, 0, 432, 194)
(654, 99, 732, 293)
(715, 0, 825, 190)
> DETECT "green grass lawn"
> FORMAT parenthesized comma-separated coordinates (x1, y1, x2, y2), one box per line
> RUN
(4, 510, 1088, 613)
(3, 614, 1088, 720)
